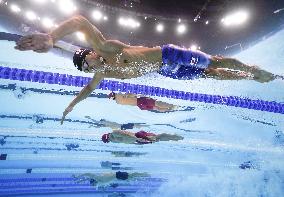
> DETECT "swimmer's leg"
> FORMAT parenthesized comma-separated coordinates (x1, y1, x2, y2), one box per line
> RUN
(155, 133, 184, 141)
(133, 123, 150, 129)
(209, 56, 275, 83)
(128, 172, 149, 179)
(73, 173, 95, 184)
(205, 68, 254, 80)
(153, 101, 177, 112)
(209, 56, 251, 71)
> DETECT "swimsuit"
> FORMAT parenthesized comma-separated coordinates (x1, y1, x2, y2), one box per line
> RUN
(120, 123, 134, 130)
(88, 171, 128, 185)
(158, 44, 211, 80)
(137, 97, 156, 110)
(89, 178, 98, 185)
(135, 130, 156, 144)
(115, 171, 129, 180)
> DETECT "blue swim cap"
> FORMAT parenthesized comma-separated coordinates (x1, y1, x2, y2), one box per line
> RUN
(73, 48, 92, 71)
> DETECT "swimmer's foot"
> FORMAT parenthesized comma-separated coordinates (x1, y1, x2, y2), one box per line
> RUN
(157, 134, 184, 141)
(173, 135, 184, 141)
(172, 105, 179, 111)
(274, 75, 284, 80)
(251, 68, 275, 83)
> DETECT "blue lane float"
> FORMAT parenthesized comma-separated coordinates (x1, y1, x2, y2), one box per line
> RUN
(0, 66, 283, 114)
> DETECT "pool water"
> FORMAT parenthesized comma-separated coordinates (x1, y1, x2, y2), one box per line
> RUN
(0, 26, 284, 196)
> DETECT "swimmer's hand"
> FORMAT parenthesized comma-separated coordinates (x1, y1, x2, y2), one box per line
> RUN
(15, 33, 53, 53)
(61, 106, 73, 125)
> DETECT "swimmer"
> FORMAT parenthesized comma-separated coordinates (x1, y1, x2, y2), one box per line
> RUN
(85, 115, 150, 130)
(111, 151, 147, 158)
(14, 15, 278, 123)
(108, 92, 178, 112)
(101, 130, 184, 144)
(73, 171, 149, 188)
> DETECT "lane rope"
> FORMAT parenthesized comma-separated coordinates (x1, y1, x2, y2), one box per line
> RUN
(0, 66, 283, 114)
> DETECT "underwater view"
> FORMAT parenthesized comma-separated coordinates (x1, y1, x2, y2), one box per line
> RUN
(0, 0, 284, 196)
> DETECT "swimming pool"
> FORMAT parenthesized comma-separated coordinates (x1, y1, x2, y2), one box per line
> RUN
(1, 11, 284, 197)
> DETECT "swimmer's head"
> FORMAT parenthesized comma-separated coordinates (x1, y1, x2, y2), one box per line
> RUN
(108, 92, 116, 100)
(102, 133, 110, 143)
(73, 48, 106, 73)
(73, 48, 92, 71)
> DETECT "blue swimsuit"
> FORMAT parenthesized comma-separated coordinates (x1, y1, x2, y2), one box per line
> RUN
(158, 44, 211, 80)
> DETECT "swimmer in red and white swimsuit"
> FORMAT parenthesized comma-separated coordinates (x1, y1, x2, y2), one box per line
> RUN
(101, 130, 184, 144)
(108, 92, 177, 112)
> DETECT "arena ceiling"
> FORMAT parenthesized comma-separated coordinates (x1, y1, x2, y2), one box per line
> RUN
(1, 0, 284, 55)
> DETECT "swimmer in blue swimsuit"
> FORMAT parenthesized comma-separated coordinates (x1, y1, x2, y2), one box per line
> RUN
(84, 115, 150, 130)
(158, 44, 277, 81)
(73, 171, 149, 188)
(15, 15, 280, 123)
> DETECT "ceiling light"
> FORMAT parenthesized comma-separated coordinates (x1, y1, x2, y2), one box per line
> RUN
(177, 24, 186, 34)
(118, 17, 126, 25)
(156, 24, 164, 32)
(42, 17, 54, 28)
(190, 45, 197, 51)
(76, 32, 85, 41)
(32, 0, 47, 3)
(10, 4, 21, 13)
(58, 0, 76, 14)
(26, 11, 37, 21)
(221, 10, 249, 26)
(127, 18, 138, 28)
(118, 17, 140, 29)
(92, 10, 102, 21)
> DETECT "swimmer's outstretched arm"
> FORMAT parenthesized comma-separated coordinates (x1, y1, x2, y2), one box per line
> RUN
(15, 15, 129, 53)
(50, 15, 107, 53)
(61, 73, 103, 124)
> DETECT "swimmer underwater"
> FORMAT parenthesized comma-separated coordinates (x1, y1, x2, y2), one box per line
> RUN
(15, 15, 279, 124)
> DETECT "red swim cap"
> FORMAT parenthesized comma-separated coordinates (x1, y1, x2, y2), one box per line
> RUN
(102, 133, 110, 143)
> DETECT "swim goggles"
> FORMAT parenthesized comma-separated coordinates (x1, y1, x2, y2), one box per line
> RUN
(108, 92, 116, 100)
